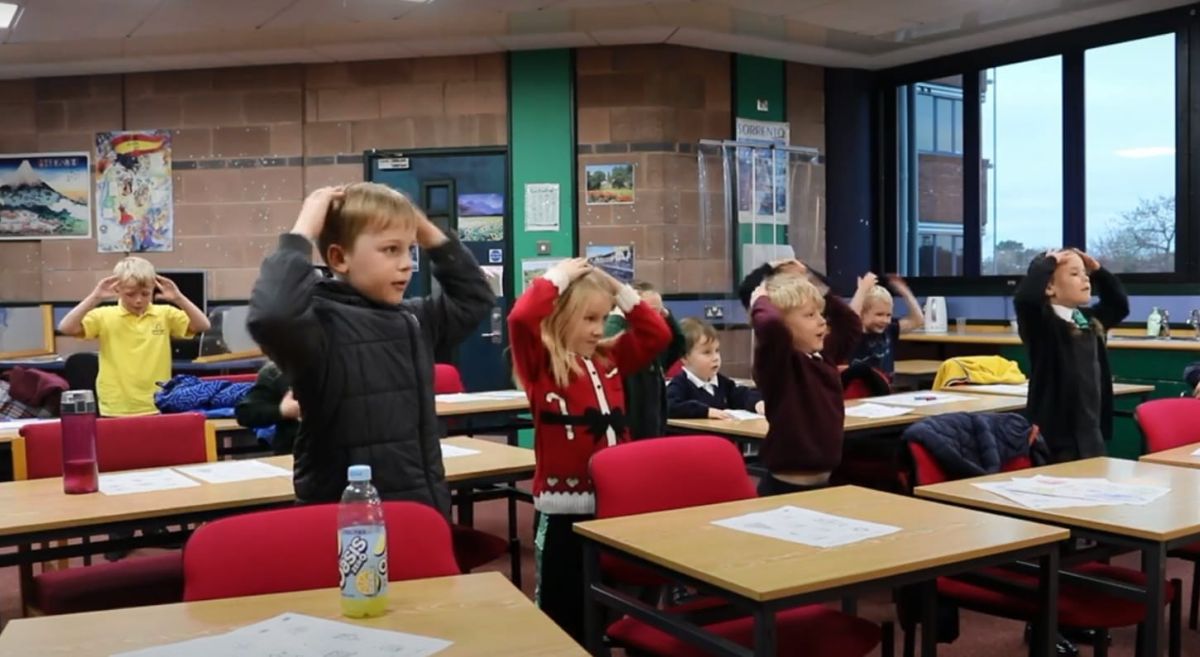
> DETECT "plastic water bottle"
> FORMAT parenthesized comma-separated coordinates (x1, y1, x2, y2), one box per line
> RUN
(60, 390, 99, 494)
(338, 465, 387, 618)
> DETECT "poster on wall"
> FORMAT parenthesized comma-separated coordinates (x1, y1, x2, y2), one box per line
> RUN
(524, 183, 560, 232)
(586, 244, 635, 284)
(459, 215, 504, 242)
(0, 153, 91, 241)
(457, 193, 504, 217)
(735, 119, 789, 225)
(95, 130, 174, 253)
(521, 257, 565, 292)
(585, 163, 635, 205)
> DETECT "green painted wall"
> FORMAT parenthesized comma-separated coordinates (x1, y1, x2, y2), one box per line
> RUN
(734, 54, 785, 121)
(508, 49, 575, 448)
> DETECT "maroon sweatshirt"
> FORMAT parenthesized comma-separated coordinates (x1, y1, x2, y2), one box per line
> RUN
(750, 293, 862, 473)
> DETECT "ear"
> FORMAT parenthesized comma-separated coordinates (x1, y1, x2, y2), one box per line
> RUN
(326, 243, 350, 275)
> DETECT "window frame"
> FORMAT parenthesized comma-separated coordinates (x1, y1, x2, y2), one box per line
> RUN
(877, 6, 1194, 296)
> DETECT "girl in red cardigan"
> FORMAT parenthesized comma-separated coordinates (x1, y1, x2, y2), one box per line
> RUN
(508, 257, 670, 641)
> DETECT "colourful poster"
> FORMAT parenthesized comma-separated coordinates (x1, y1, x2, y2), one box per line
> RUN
(734, 119, 789, 225)
(95, 130, 174, 252)
(0, 153, 91, 240)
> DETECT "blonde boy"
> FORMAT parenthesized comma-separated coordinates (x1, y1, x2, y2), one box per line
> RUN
(847, 272, 924, 376)
(58, 257, 210, 416)
(747, 265, 861, 495)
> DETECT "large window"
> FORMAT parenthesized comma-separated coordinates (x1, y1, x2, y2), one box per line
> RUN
(981, 56, 1064, 275)
(1085, 33, 1176, 273)
(898, 76, 964, 276)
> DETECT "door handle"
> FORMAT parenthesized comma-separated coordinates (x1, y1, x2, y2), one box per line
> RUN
(480, 331, 501, 338)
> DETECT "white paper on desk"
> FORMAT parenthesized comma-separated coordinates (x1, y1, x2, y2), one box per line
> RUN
(440, 443, 481, 459)
(174, 460, 292, 484)
(712, 505, 901, 548)
(112, 612, 452, 657)
(475, 390, 527, 400)
(1190, 447, 1200, 456)
(965, 384, 1029, 395)
(435, 392, 483, 403)
(871, 392, 973, 407)
(973, 482, 1112, 510)
(0, 417, 56, 430)
(974, 476, 1170, 509)
(845, 403, 912, 419)
(99, 469, 200, 496)
(724, 409, 764, 422)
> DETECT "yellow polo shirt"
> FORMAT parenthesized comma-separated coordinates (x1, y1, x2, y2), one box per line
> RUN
(82, 303, 194, 416)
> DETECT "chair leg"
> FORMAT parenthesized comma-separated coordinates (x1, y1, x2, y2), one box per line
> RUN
(1095, 629, 1108, 657)
(1170, 578, 1182, 657)
(1190, 561, 1199, 631)
(902, 622, 915, 657)
(880, 621, 895, 657)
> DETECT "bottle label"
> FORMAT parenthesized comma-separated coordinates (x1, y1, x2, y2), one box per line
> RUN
(338, 525, 388, 600)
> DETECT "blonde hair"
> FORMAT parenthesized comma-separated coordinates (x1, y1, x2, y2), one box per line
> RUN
(766, 273, 824, 312)
(863, 285, 893, 311)
(112, 256, 155, 288)
(318, 182, 420, 263)
(679, 317, 718, 353)
(540, 272, 616, 388)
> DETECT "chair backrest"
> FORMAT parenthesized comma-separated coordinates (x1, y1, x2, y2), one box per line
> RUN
(183, 501, 460, 602)
(15, 412, 215, 480)
(664, 359, 684, 379)
(434, 364, 465, 395)
(841, 364, 892, 400)
(590, 435, 755, 585)
(62, 352, 99, 398)
(907, 442, 1031, 487)
(1136, 397, 1200, 453)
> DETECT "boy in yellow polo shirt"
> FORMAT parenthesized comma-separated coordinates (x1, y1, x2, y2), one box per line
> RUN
(58, 257, 211, 416)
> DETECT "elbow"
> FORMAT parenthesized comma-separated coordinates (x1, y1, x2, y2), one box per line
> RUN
(193, 317, 213, 333)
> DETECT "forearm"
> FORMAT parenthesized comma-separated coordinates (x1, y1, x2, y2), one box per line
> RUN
(58, 294, 100, 336)
(898, 291, 924, 331)
(247, 234, 322, 366)
(174, 295, 211, 333)
(849, 286, 869, 315)
(824, 294, 863, 363)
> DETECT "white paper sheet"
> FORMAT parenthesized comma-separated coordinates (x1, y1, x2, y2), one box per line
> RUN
(712, 505, 901, 548)
(0, 417, 56, 430)
(112, 612, 452, 657)
(845, 403, 913, 419)
(1190, 447, 1200, 457)
(99, 469, 201, 496)
(724, 410, 764, 422)
(174, 460, 293, 484)
(440, 444, 481, 459)
(869, 392, 973, 407)
(974, 475, 1171, 509)
(435, 392, 487, 404)
(964, 384, 1030, 395)
(475, 390, 527, 400)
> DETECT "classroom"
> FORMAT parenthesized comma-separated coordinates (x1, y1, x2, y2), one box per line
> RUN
(1, 0, 1199, 655)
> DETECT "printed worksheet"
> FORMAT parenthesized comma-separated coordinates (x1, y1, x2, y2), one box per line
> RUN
(844, 403, 913, 419)
(870, 392, 973, 407)
(973, 482, 1112, 510)
(724, 410, 764, 422)
(174, 460, 293, 484)
(113, 612, 452, 657)
(974, 475, 1170, 509)
(99, 469, 201, 496)
(964, 384, 1029, 395)
(440, 444, 481, 459)
(712, 505, 901, 548)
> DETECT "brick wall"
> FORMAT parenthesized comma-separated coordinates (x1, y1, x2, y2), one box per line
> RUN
(918, 153, 964, 224)
(787, 62, 826, 273)
(0, 54, 506, 303)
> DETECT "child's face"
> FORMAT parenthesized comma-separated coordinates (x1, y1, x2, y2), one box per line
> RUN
(1046, 252, 1092, 308)
(567, 292, 613, 358)
(683, 337, 721, 380)
(118, 282, 153, 316)
(783, 300, 827, 355)
(332, 224, 416, 305)
(862, 298, 893, 334)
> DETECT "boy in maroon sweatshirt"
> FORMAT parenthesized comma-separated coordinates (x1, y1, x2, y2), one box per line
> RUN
(749, 264, 861, 496)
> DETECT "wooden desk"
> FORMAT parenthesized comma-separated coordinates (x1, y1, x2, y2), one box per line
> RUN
(953, 382, 1155, 398)
(436, 393, 529, 417)
(894, 359, 943, 376)
(576, 486, 1066, 657)
(1140, 443, 1200, 469)
(0, 572, 585, 657)
(902, 330, 1200, 352)
(917, 457, 1200, 656)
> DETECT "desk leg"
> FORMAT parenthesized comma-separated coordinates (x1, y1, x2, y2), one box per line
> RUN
(1033, 548, 1059, 657)
(582, 540, 606, 656)
(753, 606, 777, 657)
(507, 489, 521, 587)
(456, 488, 475, 527)
(920, 580, 938, 657)
(1139, 543, 1167, 657)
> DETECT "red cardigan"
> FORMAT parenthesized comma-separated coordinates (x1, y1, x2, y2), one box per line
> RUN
(508, 275, 671, 515)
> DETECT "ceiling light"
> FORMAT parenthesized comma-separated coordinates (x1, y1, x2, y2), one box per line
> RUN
(0, 3, 19, 29)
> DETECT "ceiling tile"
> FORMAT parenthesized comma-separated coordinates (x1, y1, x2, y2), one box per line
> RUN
(7, 0, 159, 43)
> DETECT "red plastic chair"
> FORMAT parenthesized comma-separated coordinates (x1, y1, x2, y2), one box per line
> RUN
(590, 436, 885, 657)
(906, 441, 1181, 657)
(1137, 397, 1200, 629)
(15, 412, 216, 616)
(664, 359, 684, 379)
(434, 364, 466, 395)
(183, 501, 460, 601)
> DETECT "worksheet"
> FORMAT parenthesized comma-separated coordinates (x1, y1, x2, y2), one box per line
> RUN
(712, 505, 901, 548)
(963, 384, 1029, 395)
(440, 444, 481, 459)
(99, 469, 201, 496)
(174, 460, 293, 484)
(869, 392, 973, 407)
(844, 403, 913, 419)
(975, 475, 1170, 509)
(724, 410, 764, 422)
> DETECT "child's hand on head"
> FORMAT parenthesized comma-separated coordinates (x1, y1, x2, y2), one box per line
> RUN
(91, 275, 119, 301)
(415, 209, 448, 248)
(707, 408, 733, 421)
(754, 400, 765, 414)
(750, 283, 768, 306)
(153, 275, 181, 302)
(552, 258, 592, 283)
(639, 290, 666, 316)
(1074, 250, 1100, 272)
(771, 258, 807, 276)
(857, 272, 878, 292)
(293, 186, 344, 239)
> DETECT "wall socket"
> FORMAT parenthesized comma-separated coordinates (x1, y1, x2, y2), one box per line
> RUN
(536, 240, 551, 255)
(704, 304, 725, 319)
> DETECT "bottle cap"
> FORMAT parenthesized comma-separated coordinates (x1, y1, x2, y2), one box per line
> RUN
(347, 465, 372, 482)
(60, 389, 96, 415)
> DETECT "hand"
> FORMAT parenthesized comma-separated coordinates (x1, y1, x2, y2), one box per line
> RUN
(551, 258, 592, 283)
(639, 290, 665, 316)
(415, 211, 448, 248)
(1193, 382, 1200, 399)
(771, 258, 807, 276)
(887, 274, 913, 295)
(279, 391, 301, 420)
(857, 272, 878, 292)
(90, 275, 120, 302)
(154, 275, 181, 303)
(1075, 250, 1100, 272)
(754, 400, 765, 415)
(750, 283, 768, 306)
(707, 408, 733, 420)
(292, 186, 344, 239)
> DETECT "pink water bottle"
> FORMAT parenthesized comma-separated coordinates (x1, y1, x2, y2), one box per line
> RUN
(60, 390, 99, 494)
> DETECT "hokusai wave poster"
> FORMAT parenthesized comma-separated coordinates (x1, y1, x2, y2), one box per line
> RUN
(0, 153, 91, 240)
(95, 130, 174, 252)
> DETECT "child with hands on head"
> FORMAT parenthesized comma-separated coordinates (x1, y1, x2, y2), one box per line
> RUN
(847, 272, 924, 377)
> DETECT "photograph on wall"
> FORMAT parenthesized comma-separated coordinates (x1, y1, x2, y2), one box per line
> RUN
(457, 193, 504, 217)
(585, 163, 635, 205)
(524, 182, 560, 232)
(0, 153, 91, 241)
(521, 257, 565, 292)
(734, 119, 790, 225)
(458, 215, 504, 242)
(95, 130, 174, 253)
(585, 244, 635, 284)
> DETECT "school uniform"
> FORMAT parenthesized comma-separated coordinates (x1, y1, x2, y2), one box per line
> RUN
(81, 302, 193, 417)
(847, 320, 901, 376)
(666, 369, 761, 418)
(604, 310, 686, 439)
